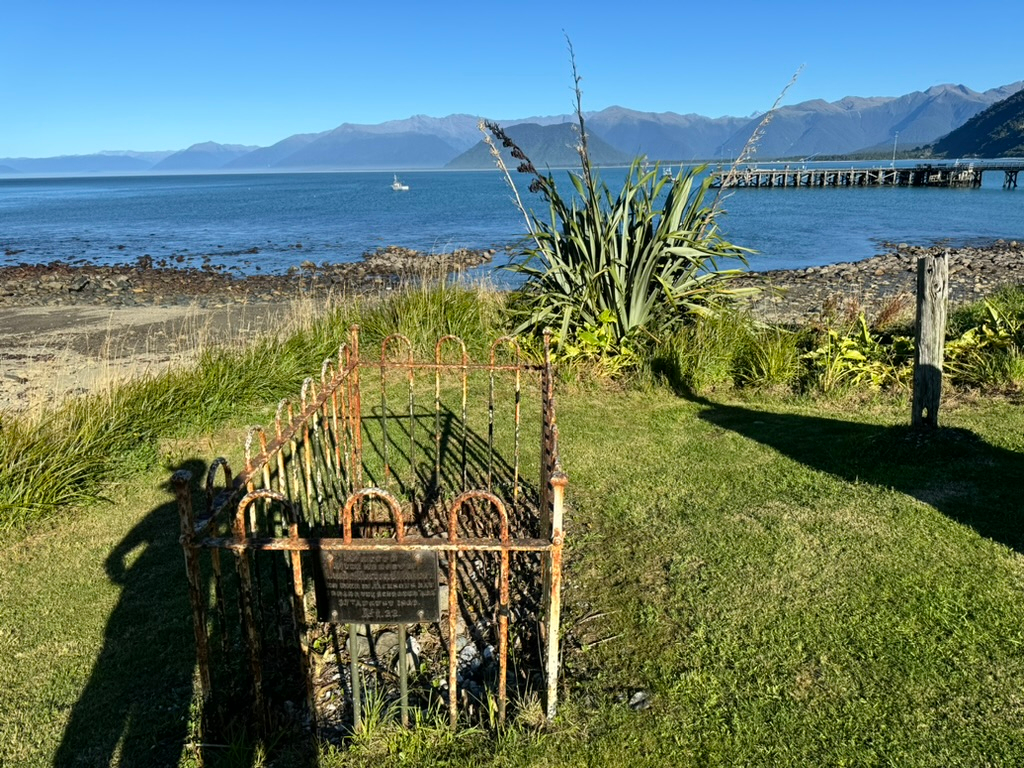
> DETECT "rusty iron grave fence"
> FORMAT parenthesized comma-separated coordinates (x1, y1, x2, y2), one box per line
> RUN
(173, 326, 566, 736)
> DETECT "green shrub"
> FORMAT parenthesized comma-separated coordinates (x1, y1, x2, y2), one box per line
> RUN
(945, 300, 1024, 389)
(802, 316, 914, 393)
(948, 285, 1024, 338)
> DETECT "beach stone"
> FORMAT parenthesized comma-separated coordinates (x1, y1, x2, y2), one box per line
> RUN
(628, 691, 652, 711)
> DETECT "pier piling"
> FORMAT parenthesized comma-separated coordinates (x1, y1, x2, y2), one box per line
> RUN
(711, 161, 1024, 190)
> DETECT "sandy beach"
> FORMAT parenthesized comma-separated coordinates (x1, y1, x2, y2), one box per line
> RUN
(0, 301, 296, 412)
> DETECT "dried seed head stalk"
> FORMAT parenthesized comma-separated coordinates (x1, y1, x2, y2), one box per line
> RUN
(565, 35, 595, 193)
(711, 65, 804, 215)
(479, 119, 539, 239)
(482, 120, 551, 194)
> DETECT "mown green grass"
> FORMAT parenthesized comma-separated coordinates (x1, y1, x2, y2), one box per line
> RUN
(4, 388, 1024, 766)
(4, 285, 1024, 766)
(551, 393, 1024, 767)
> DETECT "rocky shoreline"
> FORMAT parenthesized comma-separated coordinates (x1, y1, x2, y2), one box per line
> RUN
(0, 245, 497, 308)
(2, 240, 1023, 321)
(733, 240, 1024, 324)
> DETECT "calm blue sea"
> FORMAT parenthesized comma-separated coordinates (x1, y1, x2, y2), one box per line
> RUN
(1, 166, 1021, 282)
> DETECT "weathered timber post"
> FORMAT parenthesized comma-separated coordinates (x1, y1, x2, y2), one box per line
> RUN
(912, 251, 949, 428)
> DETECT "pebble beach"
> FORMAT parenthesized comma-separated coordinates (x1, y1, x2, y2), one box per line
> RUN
(734, 240, 1024, 324)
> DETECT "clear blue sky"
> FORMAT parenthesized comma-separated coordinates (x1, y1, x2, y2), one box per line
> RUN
(3, 0, 1021, 158)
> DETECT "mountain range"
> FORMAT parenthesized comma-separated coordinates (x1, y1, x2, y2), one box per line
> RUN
(930, 87, 1024, 158)
(2, 81, 1021, 176)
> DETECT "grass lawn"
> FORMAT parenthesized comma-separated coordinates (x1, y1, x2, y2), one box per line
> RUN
(3, 389, 1024, 766)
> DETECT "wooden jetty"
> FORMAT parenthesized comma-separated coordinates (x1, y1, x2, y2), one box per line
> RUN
(711, 160, 1024, 190)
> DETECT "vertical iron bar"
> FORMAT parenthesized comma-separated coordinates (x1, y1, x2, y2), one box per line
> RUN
(342, 346, 356, 497)
(407, 356, 415, 508)
(288, 516, 314, 727)
(497, 495, 511, 726)
(329, 365, 343, 488)
(381, 355, 390, 485)
(447, 549, 458, 728)
(233, 505, 266, 725)
(259, 453, 283, 639)
(321, 358, 341, 482)
(460, 350, 468, 489)
(350, 326, 364, 490)
(286, 404, 308, 526)
(513, 363, 520, 504)
(204, 459, 231, 652)
(173, 470, 212, 708)
(349, 622, 362, 731)
(211, 549, 228, 653)
(498, 546, 510, 725)
(244, 432, 266, 639)
(434, 348, 442, 494)
(488, 364, 495, 492)
(398, 623, 409, 727)
(447, 497, 460, 728)
(300, 379, 318, 525)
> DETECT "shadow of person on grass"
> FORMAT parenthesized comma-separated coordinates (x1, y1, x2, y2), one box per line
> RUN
(53, 459, 234, 768)
(684, 392, 1024, 555)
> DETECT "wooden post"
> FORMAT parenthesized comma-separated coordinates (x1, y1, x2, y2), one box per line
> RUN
(912, 251, 949, 428)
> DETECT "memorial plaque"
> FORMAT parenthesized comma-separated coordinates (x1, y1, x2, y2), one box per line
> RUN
(314, 549, 440, 624)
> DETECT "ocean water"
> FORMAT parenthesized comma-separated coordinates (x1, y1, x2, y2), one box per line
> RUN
(1, 166, 1021, 282)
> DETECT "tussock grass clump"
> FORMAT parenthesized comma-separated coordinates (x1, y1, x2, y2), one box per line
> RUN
(654, 311, 750, 395)
(357, 279, 507, 358)
(650, 312, 802, 395)
(735, 324, 802, 391)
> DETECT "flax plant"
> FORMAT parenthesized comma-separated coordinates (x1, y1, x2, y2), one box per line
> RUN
(482, 41, 754, 352)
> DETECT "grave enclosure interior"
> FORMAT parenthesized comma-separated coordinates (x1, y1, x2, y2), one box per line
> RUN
(174, 326, 566, 735)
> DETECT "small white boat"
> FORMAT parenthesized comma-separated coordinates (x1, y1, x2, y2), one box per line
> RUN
(391, 174, 409, 191)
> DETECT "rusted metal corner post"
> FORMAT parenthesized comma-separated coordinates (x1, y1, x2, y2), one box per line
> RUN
(539, 328, 566, 721)
(173, 470, 213, 712)
(232, 500, 266, 726)
(545, 471, 567, 721)
(912, 251, 949, 428)
(538, 330, 554, 535)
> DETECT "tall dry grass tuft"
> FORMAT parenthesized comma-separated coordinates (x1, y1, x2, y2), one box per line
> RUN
(872, 293, 913, 331)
